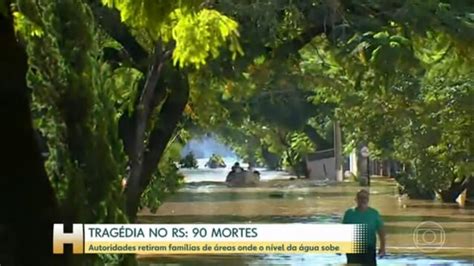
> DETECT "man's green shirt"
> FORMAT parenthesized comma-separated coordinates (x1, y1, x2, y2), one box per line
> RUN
(342, 207, 383, 247)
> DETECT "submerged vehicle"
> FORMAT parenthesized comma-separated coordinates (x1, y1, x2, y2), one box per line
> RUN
(205, 154, 226, 168)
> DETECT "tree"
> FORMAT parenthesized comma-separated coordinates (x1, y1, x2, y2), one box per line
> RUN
(4, 2, 473, 265)
(10, 0, 241, 264)
(0, 1, 63, 265)
(299, 1, 474, 200)
(98, 0, 243, 220)
(198, 0, 473, 192)
(14, 0, 243, 231)
(90, 0, 243, 220)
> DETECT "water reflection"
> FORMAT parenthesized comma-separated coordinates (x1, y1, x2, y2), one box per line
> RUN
(138, 165, 474, 265)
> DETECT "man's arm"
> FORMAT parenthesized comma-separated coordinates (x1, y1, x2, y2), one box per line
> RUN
(377, 226, 386, 257)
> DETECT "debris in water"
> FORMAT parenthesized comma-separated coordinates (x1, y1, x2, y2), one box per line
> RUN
(269, 191, 285, 198)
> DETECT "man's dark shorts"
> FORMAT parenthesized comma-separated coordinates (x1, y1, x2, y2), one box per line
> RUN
(346, 246, 376, 265)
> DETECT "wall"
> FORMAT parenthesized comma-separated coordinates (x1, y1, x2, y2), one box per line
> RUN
(306, 157, 336, 180)
(349, 150, 358, 176)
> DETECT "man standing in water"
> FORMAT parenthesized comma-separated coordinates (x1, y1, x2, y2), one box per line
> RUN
(342, 189, 386, 265)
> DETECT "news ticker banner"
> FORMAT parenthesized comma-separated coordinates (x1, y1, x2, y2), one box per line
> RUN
(53, 224, 368, 254)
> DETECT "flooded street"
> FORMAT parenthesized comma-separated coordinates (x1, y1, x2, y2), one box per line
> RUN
(138, 159, 474, 265)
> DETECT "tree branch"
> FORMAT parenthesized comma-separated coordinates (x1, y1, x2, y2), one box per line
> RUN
(89, 2, 149, 69)
(126, 43, 167, 162)
(141, 70, 190, 187)
(272, 24, 330, 59)
(271, 1, 343, 59)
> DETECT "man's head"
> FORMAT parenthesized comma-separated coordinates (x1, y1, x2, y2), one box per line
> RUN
(356, 189, 370, 209)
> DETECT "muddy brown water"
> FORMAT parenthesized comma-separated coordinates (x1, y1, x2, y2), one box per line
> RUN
(137, 167, 473, 265)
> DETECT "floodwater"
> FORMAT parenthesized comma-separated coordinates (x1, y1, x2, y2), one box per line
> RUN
(138, 158, 474, 265)
(179, 158, 292, 183)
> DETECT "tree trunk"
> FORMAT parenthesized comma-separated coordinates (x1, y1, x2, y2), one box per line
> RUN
(333, 121, 343, 181)
(125, 70, 190, 221)
(0, 10, 63, 266)
(261, 146, 280, 170)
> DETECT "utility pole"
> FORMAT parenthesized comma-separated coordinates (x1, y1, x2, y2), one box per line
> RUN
(360, 146, 370, 186)
(334, 121, 343, 182)
(367, 156, 370, 186)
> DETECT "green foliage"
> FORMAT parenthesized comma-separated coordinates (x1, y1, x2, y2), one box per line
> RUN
(105, 67, 143, 115)
(17, 0, 127, 223)
(14, 0, 134, 263)
(206, 153, 226, 168)
(172, 8, 243, 68)
(101, 0, 189, 32)
(302, 4, 474, 196)
(140, 138, 184, 213)
(289, 132, 315, 156)
(13, 0, 248, 238)
(132, 0, 473, 193)
(392, 77, 474, 191)
(179, 152, 198, 168)
(394, 171, 436, 200)
(9, 0, 473, 248)
(102, 0, 243, 68)
(13, 11, 43, 36)
(140, 162, 184, 213)
(0, 0, 8, 17)
(216, 123, 266, 167)
(188, 50, 326, 170)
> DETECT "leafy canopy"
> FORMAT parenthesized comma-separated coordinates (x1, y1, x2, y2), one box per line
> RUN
(102, 0, 243, 68)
